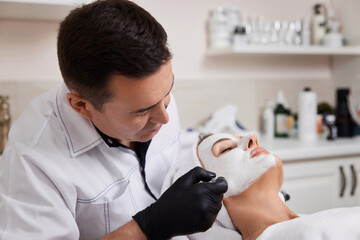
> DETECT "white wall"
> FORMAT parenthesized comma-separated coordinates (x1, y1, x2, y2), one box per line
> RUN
(0, 20, 61, 82)
(133, 0, 335, 129)
(333, 0, 360, 103)
(0, 0, 349, 130)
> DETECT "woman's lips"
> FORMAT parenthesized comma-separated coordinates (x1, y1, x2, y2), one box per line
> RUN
(250, 147, 270, 158)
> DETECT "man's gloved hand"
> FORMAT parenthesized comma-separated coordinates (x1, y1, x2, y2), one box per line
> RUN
(133, 166, 228, 240)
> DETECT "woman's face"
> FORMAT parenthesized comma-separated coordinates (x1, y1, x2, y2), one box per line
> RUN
(197, 133, 278, 197)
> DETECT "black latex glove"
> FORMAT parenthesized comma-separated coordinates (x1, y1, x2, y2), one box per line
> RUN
(133, 166, 228, 240)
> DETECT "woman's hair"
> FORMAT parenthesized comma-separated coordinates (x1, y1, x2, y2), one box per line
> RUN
(57, 0, 172, 111)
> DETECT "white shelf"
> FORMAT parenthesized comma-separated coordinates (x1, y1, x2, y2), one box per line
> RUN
(0, 0, 94, 21)
(261, 136, 360, 162)
(207, 45, 360, 56)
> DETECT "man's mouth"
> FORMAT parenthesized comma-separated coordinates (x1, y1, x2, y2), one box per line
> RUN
(250, 147, 270, 158)
(148, 125, 162, 133)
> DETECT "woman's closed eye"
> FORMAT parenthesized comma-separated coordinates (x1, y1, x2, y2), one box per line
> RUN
(212, 138, 238, 157)
(221, 147, 234, 154)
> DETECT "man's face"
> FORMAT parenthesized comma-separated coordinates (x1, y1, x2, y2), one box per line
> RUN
(89, 61, 174, 146)
(197, 133, 277, 197)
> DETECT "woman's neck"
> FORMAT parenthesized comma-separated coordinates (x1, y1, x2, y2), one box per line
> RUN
(223, 190, 298, 240)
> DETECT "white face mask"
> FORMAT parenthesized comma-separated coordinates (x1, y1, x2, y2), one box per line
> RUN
(198, 133, 276, 197)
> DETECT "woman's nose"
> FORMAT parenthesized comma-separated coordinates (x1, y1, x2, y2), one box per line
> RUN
(244, 134, 259, 150)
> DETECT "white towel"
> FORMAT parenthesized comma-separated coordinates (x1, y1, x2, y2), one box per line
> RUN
(258, 207, 360, 240)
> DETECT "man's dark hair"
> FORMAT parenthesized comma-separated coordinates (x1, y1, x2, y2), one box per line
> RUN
(57, 0, 172, 111)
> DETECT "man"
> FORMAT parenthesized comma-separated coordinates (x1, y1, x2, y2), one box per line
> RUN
(0, 0, 227, 239)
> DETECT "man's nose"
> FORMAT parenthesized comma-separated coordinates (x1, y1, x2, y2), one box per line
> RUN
(149, 102, 169, 124)
(244, 134, 259, 150)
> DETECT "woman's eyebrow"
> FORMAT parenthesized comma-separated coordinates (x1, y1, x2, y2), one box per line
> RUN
(213, 138, 233, 145)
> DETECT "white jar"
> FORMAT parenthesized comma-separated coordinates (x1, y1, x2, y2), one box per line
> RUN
(209, 7, 231, 49)
(323, 32, 343, 47)
(298, 87, 318, 142)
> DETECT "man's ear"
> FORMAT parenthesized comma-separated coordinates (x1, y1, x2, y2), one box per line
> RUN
(66, 93, 93, 120)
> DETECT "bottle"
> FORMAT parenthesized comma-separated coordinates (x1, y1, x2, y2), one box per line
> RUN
(316, 114, 323, 135)
(274, 92, 288, 138)
(262, 101, 275, 140)
(285, 21, 296, 45)
(287, 110, 295, 138)
(233, 26, 249, 50)
(312, 4, 327, 45)
(336, 88, 354, 137)
(302, 17, 312, 46)
(226, 6, 240, 43)
(326, 115, 337, 140)
(0, 95, 11, 154)
(298, 87, 318, 142)
(323, 7, 343, 47)
(271, 20, 281, 45)
(294, 19, 302, 45)
(278, 21, 289, 45)
(209, 7, 231, 49)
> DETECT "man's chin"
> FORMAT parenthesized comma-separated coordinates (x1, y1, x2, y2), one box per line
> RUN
(139, 126, 162, 141)
(137, 131, 158, 142)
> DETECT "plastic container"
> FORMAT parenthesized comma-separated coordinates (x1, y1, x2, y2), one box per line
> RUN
(323, 7, 343, 47)
(209, 7, 231, 49)
(233, 26, 249, 49)
(226, 6, 240, 41)
(326, 115, 337, 140)
(274, 92, 288, 138)
(262, 101, 275, 140)
(312, 4, 326, 45)
(302, 17, 312, 46)
(298, 87, 318, 142)
(336, 88, 354, 137)
(0, 95, 11, 154)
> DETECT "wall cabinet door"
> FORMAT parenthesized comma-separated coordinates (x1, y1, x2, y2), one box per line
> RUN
(282, 159, 340, 214)
(282, 156, 360, 214)
(341, 157, 360, 207)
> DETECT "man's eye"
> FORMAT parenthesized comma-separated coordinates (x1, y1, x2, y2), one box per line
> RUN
(135, 110, 149, 117)
(221, 147, 233, 154)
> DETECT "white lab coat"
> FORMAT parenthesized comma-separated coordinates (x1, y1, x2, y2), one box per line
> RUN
(0, 83, 181, 239)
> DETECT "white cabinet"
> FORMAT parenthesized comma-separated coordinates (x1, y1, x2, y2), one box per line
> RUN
(343, 158, 360, 207)
(282, 156, 360, 214)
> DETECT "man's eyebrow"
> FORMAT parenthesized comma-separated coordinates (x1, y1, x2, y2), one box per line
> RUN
(130, 74, 174, 114)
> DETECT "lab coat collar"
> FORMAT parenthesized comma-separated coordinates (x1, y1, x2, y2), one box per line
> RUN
(55, 83, 103, 158)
